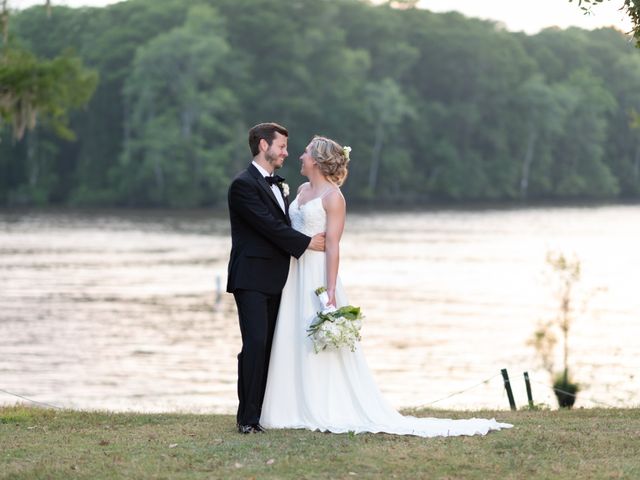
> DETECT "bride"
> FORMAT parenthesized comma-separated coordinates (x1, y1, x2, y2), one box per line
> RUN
(260, 136, 512, 437)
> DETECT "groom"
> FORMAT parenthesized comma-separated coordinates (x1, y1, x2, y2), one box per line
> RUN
(227, 122, 325, 434)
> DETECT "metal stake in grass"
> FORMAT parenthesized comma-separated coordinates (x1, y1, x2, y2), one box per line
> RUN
(501, 368, 516, 411)
(524, 371, 534, 408)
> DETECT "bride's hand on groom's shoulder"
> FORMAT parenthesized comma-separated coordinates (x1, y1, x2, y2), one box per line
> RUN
(308, 233, 326, 252)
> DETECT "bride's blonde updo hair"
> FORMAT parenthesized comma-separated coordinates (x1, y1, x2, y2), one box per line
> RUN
(309, 135, 350, 186)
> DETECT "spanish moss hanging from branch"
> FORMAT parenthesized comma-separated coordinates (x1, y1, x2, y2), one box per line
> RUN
(0, 1, 98, 142)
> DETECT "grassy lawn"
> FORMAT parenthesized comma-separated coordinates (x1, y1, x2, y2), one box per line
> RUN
(1, 405, 639, 479)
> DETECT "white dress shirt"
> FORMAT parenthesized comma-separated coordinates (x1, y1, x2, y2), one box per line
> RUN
(252, 161, 286, 212)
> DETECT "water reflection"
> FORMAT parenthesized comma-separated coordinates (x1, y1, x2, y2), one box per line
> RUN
(1, 205, 639, 412)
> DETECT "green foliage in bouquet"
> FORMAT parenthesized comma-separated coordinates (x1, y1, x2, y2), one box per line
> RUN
(308, 306, 363, 331)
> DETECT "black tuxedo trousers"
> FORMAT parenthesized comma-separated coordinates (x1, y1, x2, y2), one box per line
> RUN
(233, 289, 280, 425)
(226, 164, 310, 425)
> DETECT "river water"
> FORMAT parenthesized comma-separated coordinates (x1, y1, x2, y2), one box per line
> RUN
(1, 205, 639, 412)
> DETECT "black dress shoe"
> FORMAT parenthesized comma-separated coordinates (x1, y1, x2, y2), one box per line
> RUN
(237, 424, 255, 434)
(251, 423, 266, 433)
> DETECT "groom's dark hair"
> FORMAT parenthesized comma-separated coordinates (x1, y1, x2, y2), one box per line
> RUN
(248, 122, 288, 157)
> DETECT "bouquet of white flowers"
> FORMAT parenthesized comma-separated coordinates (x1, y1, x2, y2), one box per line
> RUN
(307, 286, 364, 353)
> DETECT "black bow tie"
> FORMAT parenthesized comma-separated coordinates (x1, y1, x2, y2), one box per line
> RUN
(264, 174, 284, 186)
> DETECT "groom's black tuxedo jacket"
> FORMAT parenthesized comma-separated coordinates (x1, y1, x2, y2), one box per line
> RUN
(226, 163, 310, 295)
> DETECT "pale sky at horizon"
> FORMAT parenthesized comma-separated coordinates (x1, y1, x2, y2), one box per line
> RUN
(10, 0, 634, 36)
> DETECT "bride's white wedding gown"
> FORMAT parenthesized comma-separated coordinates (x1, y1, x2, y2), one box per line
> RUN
(260, 193, 512, 437)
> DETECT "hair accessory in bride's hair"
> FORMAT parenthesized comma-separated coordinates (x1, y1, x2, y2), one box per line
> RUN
(342, 146, 351, 161)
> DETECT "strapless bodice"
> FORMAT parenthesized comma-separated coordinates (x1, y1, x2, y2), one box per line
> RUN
(289, 196, 327, 237)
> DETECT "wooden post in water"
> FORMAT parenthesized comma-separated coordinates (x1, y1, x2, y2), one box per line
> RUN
(524, 371, 534, 408)
(214, 274, 222, 309)
(501, 368, 517, 411)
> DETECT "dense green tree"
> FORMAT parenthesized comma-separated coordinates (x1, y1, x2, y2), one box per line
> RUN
(363, 78, 415, 196)
(599, 54, 640, 195)
(118, 5, 242, 207)
(0, 1, 97, 204)
(551, 71, 618, 197)
(510, 76, 565, 199)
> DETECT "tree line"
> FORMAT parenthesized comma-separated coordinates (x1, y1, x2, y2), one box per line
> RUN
(2, 0, 640, 207)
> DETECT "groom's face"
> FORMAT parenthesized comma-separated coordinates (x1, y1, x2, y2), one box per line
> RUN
(265, 132, 288, 170)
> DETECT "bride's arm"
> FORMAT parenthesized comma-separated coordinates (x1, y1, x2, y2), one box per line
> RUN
(323, 189, 346, 306)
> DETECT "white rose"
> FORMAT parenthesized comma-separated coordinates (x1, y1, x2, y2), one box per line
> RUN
(281, 182, 290, 197)
(327, 323, 340, 336)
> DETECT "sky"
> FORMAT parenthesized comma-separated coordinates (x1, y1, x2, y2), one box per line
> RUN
(10, 0, 634, 35)
(420, 0, 632, 34)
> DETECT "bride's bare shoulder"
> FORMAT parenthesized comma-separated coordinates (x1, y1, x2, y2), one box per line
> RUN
(322, 187, 345, 210)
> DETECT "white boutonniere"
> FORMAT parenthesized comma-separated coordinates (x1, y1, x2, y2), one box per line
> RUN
(280, 181, 290, 197)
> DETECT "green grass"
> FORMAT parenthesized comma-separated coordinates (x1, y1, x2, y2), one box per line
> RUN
(1, 405, 639, 479)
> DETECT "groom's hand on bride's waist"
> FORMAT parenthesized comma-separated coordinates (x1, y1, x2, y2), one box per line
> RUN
(308, 233, 326, 252)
